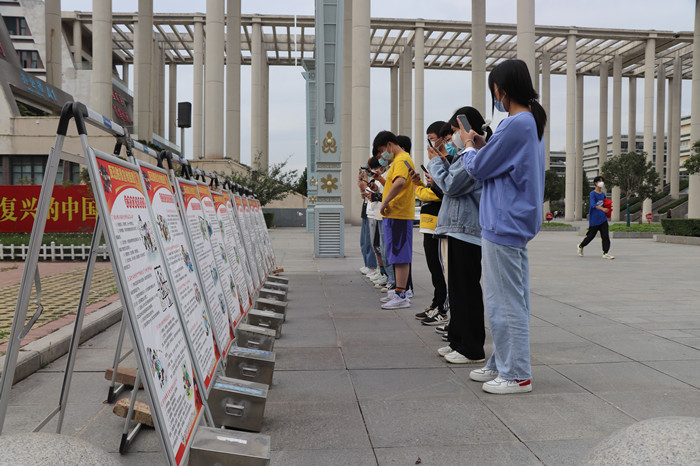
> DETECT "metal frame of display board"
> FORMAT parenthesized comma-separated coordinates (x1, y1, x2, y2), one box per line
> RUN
(0, 102, 159, 436)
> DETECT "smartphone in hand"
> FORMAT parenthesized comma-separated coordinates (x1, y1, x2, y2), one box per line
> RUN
(403, 160, 413, 171)
(457, 114, 471, 132)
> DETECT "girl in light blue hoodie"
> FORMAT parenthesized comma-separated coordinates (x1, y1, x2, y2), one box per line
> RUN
(460, 59, 547, 395)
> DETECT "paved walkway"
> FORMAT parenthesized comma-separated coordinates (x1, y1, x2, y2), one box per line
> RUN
(2, 226, 700, 465)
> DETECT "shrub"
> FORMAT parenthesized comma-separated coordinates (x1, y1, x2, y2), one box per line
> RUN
(658, 196, 688, 214)
(263, 212, 275, 228)
(661, 219, 700, 237)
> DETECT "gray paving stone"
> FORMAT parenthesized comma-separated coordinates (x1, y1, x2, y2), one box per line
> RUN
(530, 340, 631, 365)
(267, 370, 355, 402)
(271, 449, 377, 466)
(374, 443, 542, 466)
(338, 329, 424, 347)
(350, 368, 477, 401)
(598, 389, 700, 420)
(342, 345, 445, 370)
(645, 359, 700, 389)
(274, 347, 345, 371)
(0, 432, 121, 465)
(453, 365, 588, 396)
(526, 438, 601, 466)
(552, 361, 689, 393)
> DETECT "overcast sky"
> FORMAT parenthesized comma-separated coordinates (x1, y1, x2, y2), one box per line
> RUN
(62, 0, 696, 173)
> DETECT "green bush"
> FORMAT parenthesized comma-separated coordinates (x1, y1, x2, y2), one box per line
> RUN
(658, 196, 688, 214)
(542, 222, 572, 227)
(263, 212, 275, 228)
(0, 232, 96, 246)
(610, 223, 663, 232)
(661, 219, 700, 237)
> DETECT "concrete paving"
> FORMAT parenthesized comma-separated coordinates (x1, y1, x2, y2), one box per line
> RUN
(1, 225, 700, 465)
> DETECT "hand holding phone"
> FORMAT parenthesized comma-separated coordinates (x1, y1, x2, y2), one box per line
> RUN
(420, 164, 428, 173)
(403, 160, 413, 171)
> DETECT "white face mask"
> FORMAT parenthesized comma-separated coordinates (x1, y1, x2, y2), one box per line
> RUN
(597, 182, 604, 189)
(452, 130, 465, 150)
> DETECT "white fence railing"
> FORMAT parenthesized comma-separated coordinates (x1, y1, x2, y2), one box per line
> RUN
(0, 243, 110, 261)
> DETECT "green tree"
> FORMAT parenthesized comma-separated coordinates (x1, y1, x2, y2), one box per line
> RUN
(295, 167, 308, 197)
(683, 140, 700, 175)
(601, 151, 660, 226)
(217, 152, 298, 207)
(543, 170, 565, 203)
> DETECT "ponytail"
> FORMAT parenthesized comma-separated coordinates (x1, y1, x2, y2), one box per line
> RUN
(529, 99, 547, 141)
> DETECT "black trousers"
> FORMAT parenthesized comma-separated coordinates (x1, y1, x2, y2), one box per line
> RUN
(423, 233, 447, 309)
(580, 221, 611, 254)
(446, 236, 485, 360)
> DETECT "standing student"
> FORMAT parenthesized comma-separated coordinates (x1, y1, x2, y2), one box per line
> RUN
(577, 176, 614, 259)
(373, 130, 415, 310)
(358, 169, 378, 274)
(461, 59, 547, 394)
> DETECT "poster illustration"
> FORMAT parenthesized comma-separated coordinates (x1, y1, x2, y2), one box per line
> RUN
(226, 192, 255, 304)
(234, 195, 261, 291)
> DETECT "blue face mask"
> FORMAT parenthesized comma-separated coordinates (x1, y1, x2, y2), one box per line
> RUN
(445, 143, 458, 156)
(378, 157, 389, 167)
(494, 97, 506, 113)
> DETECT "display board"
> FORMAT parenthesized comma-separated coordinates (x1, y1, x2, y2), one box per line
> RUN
(138, 162, 219, 395)
(87, 150, 202, 465)
(174, 179, 233, 357)
(243, 197, 267, 283)
(226, 192, 256, 301)
(251, 199, 274, 271)
(214, 191, 252, 313)
(234, 195, 261, 290)
(196, 184, 242, 327)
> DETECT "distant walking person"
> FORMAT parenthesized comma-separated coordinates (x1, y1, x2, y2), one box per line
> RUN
(577, 176, 614, 260)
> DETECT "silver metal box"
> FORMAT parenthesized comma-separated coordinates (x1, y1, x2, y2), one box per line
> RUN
(265, 275, 288, 285)
(226, 346, 276, 387)
(262, 281, 288, 292)
(235, 323, 276, 351)
(208, 375, 268, 432)
(258, 287, 287, 302)
(188, 426, 270, 465)
(254, 297, 288, 322)
(246, 309, 284, 339)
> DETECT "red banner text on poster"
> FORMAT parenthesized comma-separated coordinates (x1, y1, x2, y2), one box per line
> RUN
(0, 185, 97, 233)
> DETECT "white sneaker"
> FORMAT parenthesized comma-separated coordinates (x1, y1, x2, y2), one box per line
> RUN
(406, 289, 413, 299)
(602, 253, 615, 260)
(437, 346, 452, 356)
(482, 377, 532, 394)
(360, 266, 370, 274)
(381, 295, 411, 309)
(366, 270, 380, 279)
(371, 274, 388, 285)
(444, 351, 486, 364)
(380, 290, 396, 303)
(469, 366, 499, 382)
(577, 244, 583, 257)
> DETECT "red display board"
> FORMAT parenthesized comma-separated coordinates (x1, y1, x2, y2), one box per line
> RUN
(0, 185, 97, 233)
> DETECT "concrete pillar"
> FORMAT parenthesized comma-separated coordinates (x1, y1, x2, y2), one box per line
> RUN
(669, 54, 682, 200)
(612, 54, 622, 221)
(414, 24, 425, 170)
(533, 58, 540, 96)
(642, 38, 655, 219)
(542, 51, 551, 215)
(341, 0, 353, 220)
(169, 63, 177, 143)
(398, 46, 412, 137)
(628, 77, 636, 151)
(471, 0, 486, 113)
(205, 0, 225, 159)
(576, 73, 584, 220)
(599, 61, 609, 169)
(123, 63, 129, 87)
(351, 0, 370, 225)
(151, 40, 160, 136)
(261, 57, 269, 166)
(656, 59, 666, 187)
(135, 0, 153, 141)
(193, 19, 204, 158)
(517, 0, 536, 80)
(564, 33, 576, 222)
(45, 0, 62, 87)
(91, 0, 112, 116)
(690, 0, 700, 218)
(72, 19, 82, 64)
(158, 45, 165, 136)
(390, 67, 398, 133)
(250, 18, 264, 169)
(226, 0, 242, 161)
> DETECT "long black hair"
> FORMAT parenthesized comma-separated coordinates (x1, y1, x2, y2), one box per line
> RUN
(448, 106, 493, 142)
(488, 59, 547, 140)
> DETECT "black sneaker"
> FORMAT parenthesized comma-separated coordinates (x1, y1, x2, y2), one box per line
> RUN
(435, 322, 449, 333)
(422, 310, 448, 326)
(415, 305, 434, 320)
(441, 332, 449, 342)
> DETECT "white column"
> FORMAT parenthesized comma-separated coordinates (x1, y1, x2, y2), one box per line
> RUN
(123, 63, 129, 87)
(45, 0, 62, 87)
(250, 18, 263, 168)
(72, 19, 82, 64)
(193, 19, 204, 158)
(669, 54, 682, 200)
(690, 0, 700, 218)
(261, 57, 269, 167)
(390, 67, 398, 133)
(542, 51, 551, 215)
(656, 59, 666, 187)
(599, 61, 609, 169)
(151, 40, 160, 136)
(642, 38, 655, 219)
(351, 0, 370, 225)
(564, 33, 576, 221)
(398, 46, 412, 137)
(91, 0, 112, 116)
(169, 63, 177, 143)
(471, 0, 486, 114)
(628, 76, 637, 151)
(516, 0, 536, 80)
(205, 0, 225, 159)
(226, 0, 241, 161)
(576, 73, 584, 220)
(414, 24, 425, 170)
(612, 54, 622, 221)
(158, 45, 165, 136)
(135, 0, 153, 141)
(341, 0, 353, 218)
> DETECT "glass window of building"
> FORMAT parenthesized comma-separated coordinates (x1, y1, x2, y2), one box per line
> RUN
(4, 16, 31, 36)
(11, 156, 45, 185)
(17, 50, 43, 69)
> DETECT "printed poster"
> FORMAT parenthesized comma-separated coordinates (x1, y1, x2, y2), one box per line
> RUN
(175, 179, 233, 356)
(234, 195, 261, 290)
(90, 154, 200, 465)
(224, 191, 255, 306)
(139, 163, 219, 393)
(215, 191, 252, 313)
(243, 197, 267, 283)
(197, 184, 242, 327)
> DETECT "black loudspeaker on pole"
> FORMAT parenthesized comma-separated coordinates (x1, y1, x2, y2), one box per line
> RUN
(177, 102, 192, 128)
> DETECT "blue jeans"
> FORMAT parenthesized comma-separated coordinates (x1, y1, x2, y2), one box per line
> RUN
(482, 238, 531, 380)
(377, 220, 395, 286)
(361, 217, 377, 268)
